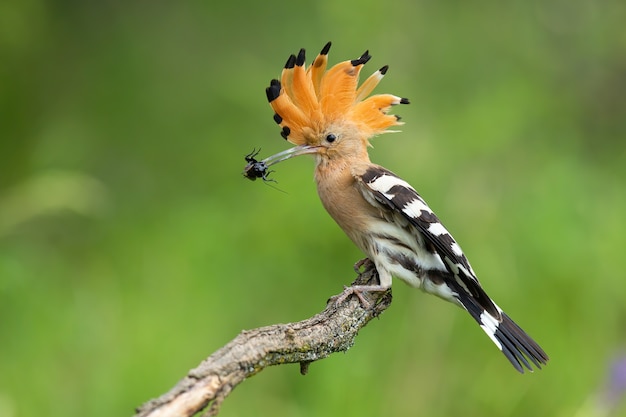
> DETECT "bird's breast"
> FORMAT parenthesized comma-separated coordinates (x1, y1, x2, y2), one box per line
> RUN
(315, 161, 384, 253)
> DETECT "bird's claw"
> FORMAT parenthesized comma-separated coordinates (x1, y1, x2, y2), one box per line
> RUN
(333, 285, 371, 308)
(353, 258, 370, 274)
(330, 284, 389, 309)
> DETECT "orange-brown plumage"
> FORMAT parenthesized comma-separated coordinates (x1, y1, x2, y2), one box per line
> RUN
(266, 42, 407, 148)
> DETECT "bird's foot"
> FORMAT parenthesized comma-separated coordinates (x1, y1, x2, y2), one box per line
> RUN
(330, 284, 389, 309)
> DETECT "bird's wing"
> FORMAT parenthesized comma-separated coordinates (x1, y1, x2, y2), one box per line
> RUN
(355, 165, 499, 318)
(355, 165, 549, 373)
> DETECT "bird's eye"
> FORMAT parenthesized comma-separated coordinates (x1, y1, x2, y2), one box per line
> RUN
(326, 133, 337, 143)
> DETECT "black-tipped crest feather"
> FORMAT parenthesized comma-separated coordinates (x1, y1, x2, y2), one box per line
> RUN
(351, 50, 371, 66)
(284, 54, 296, 69)
(296, 49, 306, 66)
(320, 41, 332, 55)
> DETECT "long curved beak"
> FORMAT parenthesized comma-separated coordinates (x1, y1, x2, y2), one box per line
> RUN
(261, 145, 321, 168)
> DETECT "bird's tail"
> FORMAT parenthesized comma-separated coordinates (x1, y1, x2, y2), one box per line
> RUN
(458, 293, 549, 373)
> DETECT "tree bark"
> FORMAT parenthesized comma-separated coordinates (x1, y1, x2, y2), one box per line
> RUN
(134, 259, 391, 417)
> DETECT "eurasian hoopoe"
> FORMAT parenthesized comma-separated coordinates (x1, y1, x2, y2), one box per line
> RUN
(247, 42, 548, 373)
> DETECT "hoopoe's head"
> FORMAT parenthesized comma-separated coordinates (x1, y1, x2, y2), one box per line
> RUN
(263, 42, 409, 167)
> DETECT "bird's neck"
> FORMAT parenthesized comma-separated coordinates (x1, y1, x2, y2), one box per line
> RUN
(314, 156, 377, 254)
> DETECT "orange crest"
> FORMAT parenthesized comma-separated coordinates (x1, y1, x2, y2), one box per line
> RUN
(266, 42, 409, 145)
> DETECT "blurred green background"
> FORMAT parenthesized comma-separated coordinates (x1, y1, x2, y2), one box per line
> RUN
(1, 1, 626, 416)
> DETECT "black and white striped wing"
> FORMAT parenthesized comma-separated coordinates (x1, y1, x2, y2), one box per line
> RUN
(357, 165, 548, 373)
(358, 166, 494, 310)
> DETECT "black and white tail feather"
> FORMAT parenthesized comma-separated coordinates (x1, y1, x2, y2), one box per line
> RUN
(357, 165, 548, 373)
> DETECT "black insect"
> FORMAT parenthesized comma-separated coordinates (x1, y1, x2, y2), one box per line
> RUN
(243, 148, 274, 182)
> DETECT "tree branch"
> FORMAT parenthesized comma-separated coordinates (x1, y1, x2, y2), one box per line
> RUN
(134, 259, 391, 417)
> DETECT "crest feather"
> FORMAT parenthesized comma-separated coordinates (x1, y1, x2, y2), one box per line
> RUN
(267, 43, 408, 145)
